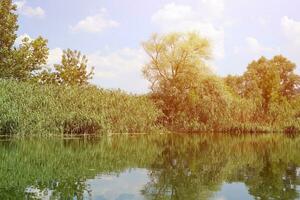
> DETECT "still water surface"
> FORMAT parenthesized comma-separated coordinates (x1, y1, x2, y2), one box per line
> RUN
(0, 134, 300, 200)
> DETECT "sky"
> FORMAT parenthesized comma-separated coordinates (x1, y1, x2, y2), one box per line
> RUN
(14, 0, 300, 93)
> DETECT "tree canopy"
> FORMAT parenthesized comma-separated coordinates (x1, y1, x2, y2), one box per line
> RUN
(143, 33, 300, 132)
(0, 0, 49, 80)
(143, 32, 212, 93)
(39, 49, 94, 86)
(143, 32, 237, 131)
(226, 55, 300, 112)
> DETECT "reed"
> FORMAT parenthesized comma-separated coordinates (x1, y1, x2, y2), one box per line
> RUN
(0, 80, 162, 136)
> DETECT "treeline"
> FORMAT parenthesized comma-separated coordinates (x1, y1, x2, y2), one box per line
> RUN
(143, 33, 300, 133)
(0, 0, 93, 85)
(0, 0, 300, 135)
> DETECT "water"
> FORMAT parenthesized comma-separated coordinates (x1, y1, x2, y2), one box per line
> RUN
(0, 134, 300, 200)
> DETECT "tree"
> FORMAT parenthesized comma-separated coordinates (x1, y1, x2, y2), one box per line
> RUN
(0, 0, 18, 72)
(142, 33, 237, 131)
(244, 56, 299, 112)
(224, 55, 300, 125)
(11, 36, 49, 80)
(0, 0, 49, 80)
(271, 55, 300, 98)
(0, 0, 18, 50)
(142, 32, 212, 93)
(39, 49, 94, 86)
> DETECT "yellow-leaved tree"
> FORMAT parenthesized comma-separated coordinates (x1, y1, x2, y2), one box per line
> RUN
(142, 32, 211, 93)
(142, 32, 235, 131)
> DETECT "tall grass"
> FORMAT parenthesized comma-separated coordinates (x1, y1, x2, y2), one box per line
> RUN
(0, 80, 162, 135)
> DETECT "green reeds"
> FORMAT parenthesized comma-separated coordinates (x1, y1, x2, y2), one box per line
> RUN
(0, 80, 162, 136)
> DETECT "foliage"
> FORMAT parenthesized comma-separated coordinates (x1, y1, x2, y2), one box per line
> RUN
(0, 0, 49, 80)
(11, 36, 49, 80)
(0, 1, 300, 134)
(0, 0, 18, 77)
(0, 80, 161, 135)
(245, 56, 299, 111)
(142, 33, 300, 133)
(225, 55, 300, 130)
(0, 0, 18, 60)
(39, 49, 94, 85)
(143, 32, 220, 131)
(142, 32, 211, 93)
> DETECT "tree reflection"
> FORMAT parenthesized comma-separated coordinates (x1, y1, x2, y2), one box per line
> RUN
(141, 136, 226, 200)
(0, 135, 300, 199)
(142, 135, 300, 200)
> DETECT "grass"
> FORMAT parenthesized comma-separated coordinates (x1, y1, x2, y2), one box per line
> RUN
(0, 80, 162, 136)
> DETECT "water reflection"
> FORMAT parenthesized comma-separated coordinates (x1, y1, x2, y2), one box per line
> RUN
(0, 134, 300, 199)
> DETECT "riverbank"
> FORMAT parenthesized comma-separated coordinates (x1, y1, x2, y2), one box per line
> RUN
(0, 80, 299, 136)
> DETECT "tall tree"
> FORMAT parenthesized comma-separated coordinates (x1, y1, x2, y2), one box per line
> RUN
(245, 56, 299, 111)
(142, 32, 234, 130)
(143, 32, 211, 93)
(0, 0, 18, 72)
(0, 0, 18, 50)
(225, 55, 300, 113)
(0, 0, 49, 80)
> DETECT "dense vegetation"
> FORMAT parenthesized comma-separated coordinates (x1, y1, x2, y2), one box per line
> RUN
(0, 0, 299, 135)
(0, 80, 161, 135)
(1, 134, 300, 199)
(142, 33, 300, 133)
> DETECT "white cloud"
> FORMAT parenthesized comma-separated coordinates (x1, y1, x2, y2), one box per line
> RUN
(15, 0, 45, 18)
(47, 48, 63, 67)
(215, 197, 227, 200)
(87, 48, 148, 93)
(152, 3, 195, 23)
(281, 16, 300, 69)
(70, 9, 119, 33)
(245, 37, 279, 56)
(281, 16, 300, 47)
(15, 33, 32, 46)
(151, 3, 225, 60)
(198, 0, 225, 20)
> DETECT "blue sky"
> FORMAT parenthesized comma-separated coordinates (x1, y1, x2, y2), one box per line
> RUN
(14, 0, 300, 93)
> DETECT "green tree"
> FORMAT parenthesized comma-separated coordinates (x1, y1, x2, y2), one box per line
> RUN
(11, 36, 49, 80)
(0, 0, 49, 80)
(39, 49, 94, 86)
(0, 0, 18, 51)
(0, 0, 18, 73)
